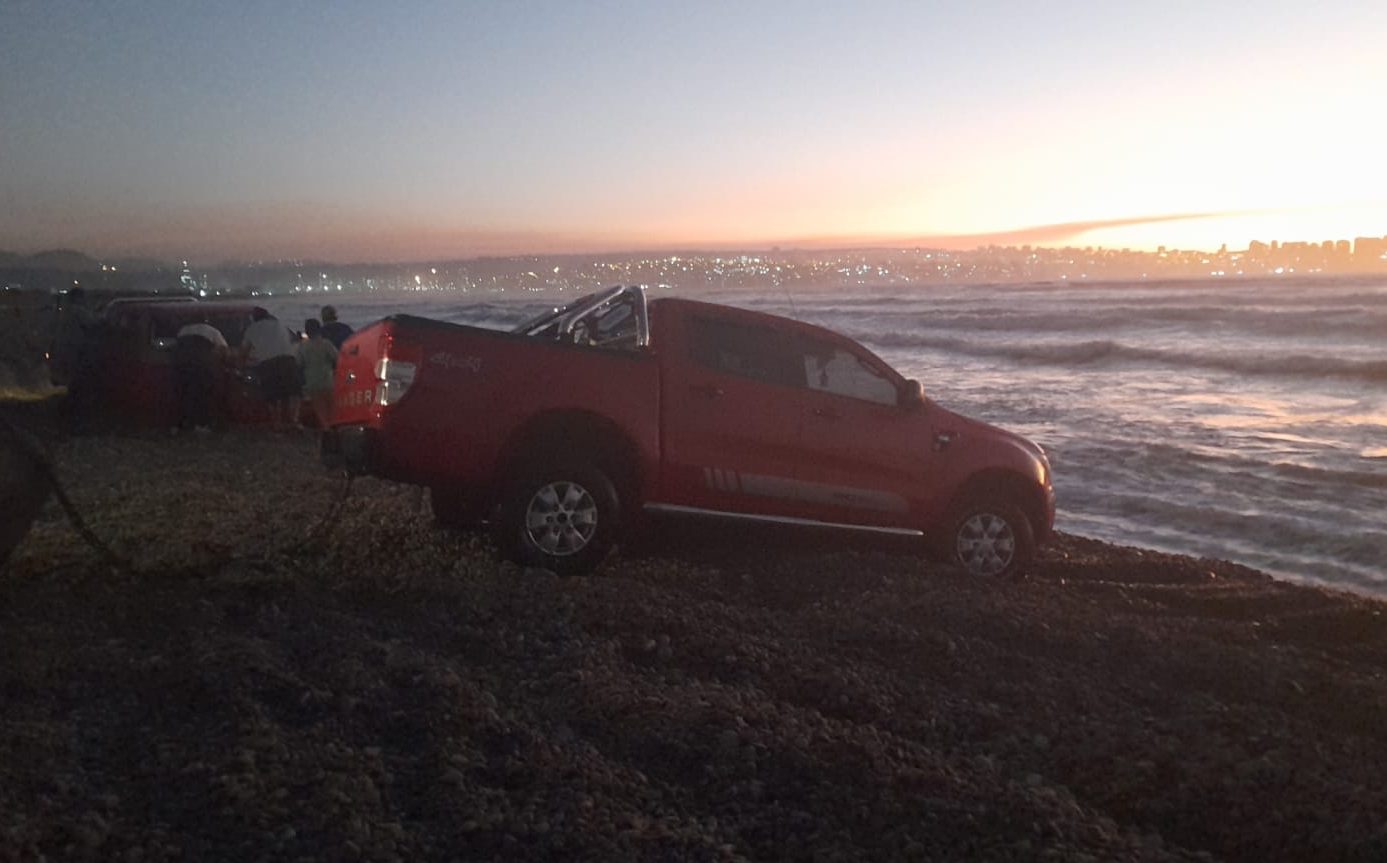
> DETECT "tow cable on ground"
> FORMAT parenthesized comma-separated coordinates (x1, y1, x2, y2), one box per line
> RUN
(2, 414, 127, 571)
(274, 470, 355, 559)
(1, 414, 356, 574)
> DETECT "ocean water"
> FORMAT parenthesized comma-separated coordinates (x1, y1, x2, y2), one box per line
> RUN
(269, 276, 1387, 595)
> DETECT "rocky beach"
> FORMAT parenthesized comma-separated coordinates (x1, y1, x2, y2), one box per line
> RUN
(3, 400, 1387, 862)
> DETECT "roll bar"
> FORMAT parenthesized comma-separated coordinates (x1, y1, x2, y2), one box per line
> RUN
(511, 285, 649, 348)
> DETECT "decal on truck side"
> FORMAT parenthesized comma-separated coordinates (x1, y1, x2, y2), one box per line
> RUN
(702, 467, 908, 513)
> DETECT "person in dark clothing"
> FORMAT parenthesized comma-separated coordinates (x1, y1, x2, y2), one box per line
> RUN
(172, 321, 228, 433)
(1, 417, 50, 565)
(53, 287, 101, 433)
(320, 305, 353, 349)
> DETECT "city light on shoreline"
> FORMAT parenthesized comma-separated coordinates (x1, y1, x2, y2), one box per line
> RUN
(9, 235, 1381, 300)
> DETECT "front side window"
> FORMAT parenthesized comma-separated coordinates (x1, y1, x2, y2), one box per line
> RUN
(799, 339, 898, 405)
(688, 317, 804, 388)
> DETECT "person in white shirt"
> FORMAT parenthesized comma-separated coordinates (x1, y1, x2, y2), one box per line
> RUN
(176, 321, 228, 350)
(239, 308, 300, 429)
(173, 320, 230, 433)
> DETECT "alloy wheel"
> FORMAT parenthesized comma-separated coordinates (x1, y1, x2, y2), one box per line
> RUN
(524, 481, 598, 556)
(956, 512, 1016, 576)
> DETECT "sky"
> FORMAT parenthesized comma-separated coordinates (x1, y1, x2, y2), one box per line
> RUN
(2, 0, 1385, 263)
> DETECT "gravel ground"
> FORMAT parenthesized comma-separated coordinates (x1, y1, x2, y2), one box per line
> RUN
(3, 405, 1387, 862)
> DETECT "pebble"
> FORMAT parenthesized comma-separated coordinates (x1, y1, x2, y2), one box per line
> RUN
(441, 768, 468, 788)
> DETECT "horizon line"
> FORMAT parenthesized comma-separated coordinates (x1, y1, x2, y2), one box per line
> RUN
(4, 210, 1382, 268)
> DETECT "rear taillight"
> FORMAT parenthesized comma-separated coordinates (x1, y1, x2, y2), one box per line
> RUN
(374, 357, 416, 406)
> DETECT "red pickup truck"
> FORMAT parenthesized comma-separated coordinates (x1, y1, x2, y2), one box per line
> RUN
(324, 286, 1054, 577)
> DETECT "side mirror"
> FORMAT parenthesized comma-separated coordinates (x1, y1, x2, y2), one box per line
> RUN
(900, 379, 926, 410)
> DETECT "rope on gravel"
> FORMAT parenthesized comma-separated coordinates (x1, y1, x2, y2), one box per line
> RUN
(2, 413, 357, 575)
(0, 414, 129, 572)
(255, 469, 356, 561)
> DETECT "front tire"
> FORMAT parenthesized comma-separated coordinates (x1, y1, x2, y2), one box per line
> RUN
(496, 462, 620, 576)
(941, 498, 1035, 578)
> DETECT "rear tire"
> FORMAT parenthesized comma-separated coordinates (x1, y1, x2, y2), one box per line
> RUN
(939, 498, 1035, 578)
(495, 461, 620, 576)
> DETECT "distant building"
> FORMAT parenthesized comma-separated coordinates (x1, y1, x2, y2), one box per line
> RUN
(1354, 236, 1387, 262)
(179, 260, 202, 296)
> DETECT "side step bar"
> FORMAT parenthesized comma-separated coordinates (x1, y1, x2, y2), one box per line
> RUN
(642, 503, 923, 537)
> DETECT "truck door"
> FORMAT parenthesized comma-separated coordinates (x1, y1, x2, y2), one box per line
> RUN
(657, 311, 810, 516)
(791, 333, 928, 528)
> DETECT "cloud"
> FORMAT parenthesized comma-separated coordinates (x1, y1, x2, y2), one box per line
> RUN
(917, 212, 1230, 248)
(735, 212, 1250, 253)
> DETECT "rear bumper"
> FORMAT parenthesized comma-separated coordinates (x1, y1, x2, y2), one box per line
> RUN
(321, 425, 378, 474)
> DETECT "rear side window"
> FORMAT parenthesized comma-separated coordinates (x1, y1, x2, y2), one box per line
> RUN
(688, 317, 804, 388)
(150, 316, 183, 339)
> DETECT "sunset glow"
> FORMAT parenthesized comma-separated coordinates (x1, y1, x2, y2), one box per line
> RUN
(2, 1, 1384, 262)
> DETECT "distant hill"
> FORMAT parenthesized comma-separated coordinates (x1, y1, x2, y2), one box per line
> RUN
(0, 250, 169, 273)
(111, 256, 170, 272)
(1, 249, 181, 294)
(24, 249, 100, 272)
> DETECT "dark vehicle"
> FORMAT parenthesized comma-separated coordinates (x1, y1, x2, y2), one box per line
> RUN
(95, 299, 271, 427)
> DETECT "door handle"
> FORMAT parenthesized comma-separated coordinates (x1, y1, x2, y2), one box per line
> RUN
(813, 406, 841, 419)
(689, 383, 725, 399)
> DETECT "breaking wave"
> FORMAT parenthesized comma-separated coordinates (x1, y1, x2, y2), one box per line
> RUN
(863, 332, 1387, 385)
(797, 303, 1387, 341)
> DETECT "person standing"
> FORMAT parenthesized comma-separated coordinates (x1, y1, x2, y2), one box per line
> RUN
(52, 287, 101, 432)
(239, 307, 300, 429)
(1, 417, 50, 566)
(172, 320, 228, 433)
(296, 318, 338, 429)
(320, 305, 353, 349)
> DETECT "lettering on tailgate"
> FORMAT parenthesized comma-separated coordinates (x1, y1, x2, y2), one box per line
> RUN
(429, 351, 483, 373)
(344, 388, 376, 407)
